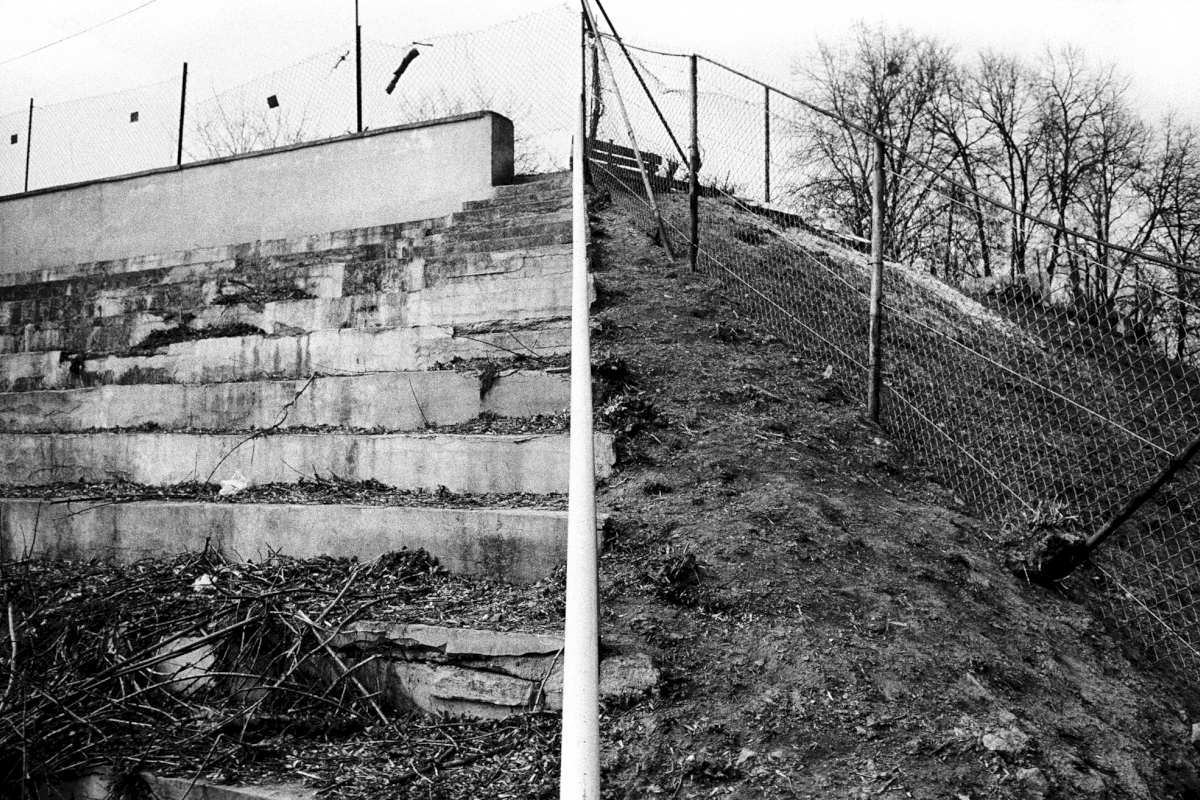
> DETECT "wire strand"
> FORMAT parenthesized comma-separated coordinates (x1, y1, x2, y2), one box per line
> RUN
(0, 1, 163, 68)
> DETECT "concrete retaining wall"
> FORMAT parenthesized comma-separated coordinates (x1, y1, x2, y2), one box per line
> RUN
(0, 112, 514, 274)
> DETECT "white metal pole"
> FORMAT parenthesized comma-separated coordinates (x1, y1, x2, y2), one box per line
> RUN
(559, 67, 600, 800)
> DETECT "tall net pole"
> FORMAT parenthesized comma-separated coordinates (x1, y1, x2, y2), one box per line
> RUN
(559, 46, 600, 800)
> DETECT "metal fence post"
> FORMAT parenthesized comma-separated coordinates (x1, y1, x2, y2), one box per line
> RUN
(689, 54, 699, 272)
(763, 86, 771, 204)
(23, 99, 33, 193)
(867, 136, 885, 423)
(177, 63, 188, 167)
(355, 31, 363, 132)
(355, 0, 363, 133)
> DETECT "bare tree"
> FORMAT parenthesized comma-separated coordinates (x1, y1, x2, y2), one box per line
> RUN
(965, 51, 1043, 279)
(1136, 115, 1200, 357)
(1035, 46, 1119, 307)
(188, 92, 313, 159)
(790, 23, 955, 260)
(928, 62, 994, 278)
(1076, 88, 1148, 322)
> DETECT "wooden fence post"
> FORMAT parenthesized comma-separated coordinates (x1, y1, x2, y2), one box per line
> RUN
(763, 86, 771, 204)
(867, 136, 886, 423)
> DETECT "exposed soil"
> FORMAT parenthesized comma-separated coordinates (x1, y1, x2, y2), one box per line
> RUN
(587, 192, 1200, 800)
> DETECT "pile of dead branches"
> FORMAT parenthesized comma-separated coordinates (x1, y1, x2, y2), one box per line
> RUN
(0, 548, 452, 793)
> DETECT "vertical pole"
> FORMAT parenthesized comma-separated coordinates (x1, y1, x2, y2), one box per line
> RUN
(560, 88, 600, 800)
(355, 0, 363, 133)
(23, 99, 33, 193)
(176, 62, 188, 167)
(763, 86, 771, 204)
(867, 136, 886, 423)
(688, 55, 699, 272)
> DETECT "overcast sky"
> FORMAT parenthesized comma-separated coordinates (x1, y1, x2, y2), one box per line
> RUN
(2, 1, 1199, 123)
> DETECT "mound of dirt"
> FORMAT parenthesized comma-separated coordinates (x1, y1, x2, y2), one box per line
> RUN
(588, 191, 1200, 799)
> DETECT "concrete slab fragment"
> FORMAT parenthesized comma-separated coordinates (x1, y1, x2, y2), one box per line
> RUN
(331, 622, 563, 656)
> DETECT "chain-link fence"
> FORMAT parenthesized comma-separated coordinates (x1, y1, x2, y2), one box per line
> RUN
(586, 28, 1200, 679)
(0, 4, 576, 196)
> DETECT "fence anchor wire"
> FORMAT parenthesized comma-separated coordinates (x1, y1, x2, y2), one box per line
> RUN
(583, 0, 675, 262)
(591, 0, 687, 164)
(1036, 431, 1200, 584)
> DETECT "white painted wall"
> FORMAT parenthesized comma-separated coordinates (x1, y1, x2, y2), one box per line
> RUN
(0, 111, 514, 274)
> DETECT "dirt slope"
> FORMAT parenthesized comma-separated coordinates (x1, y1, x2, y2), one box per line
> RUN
(588, 190, 1200, 800)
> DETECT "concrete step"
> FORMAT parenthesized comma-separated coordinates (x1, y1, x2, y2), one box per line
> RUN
(1, 265, 578, 355)
(419, 243, 570, 287)
(448, 196, 571, 226)
(461, 188, 573, 212)
(416, 230, 574, 258)
(0, 321, 572, 391)
(443, 216, 572, 244)
(0, 221, 572, 331)
(497, 171, 570, 196)
(0, 497, 598, 582)
(0, 218, 448, 292)
(0, 431, 615, 493)
(0, 369, 569, 433)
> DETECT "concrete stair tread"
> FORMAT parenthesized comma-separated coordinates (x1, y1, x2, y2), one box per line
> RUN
(0, 180, 568, 294)
(0, 368, 570, 432)
(0, 429, 616, 493)
(461, 187, 571, 211)
(0, 321, 573, 390)
(1, 265, 577, 354)
(0, 225, 571, 324)
(449, 196, 572, 225)
(415, 231, 573, 257)
(0, 496, 603, 583)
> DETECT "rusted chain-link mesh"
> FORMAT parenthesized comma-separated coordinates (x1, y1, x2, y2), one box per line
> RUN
(1, 5, 576, 195)
(586, 32, 1200, 678)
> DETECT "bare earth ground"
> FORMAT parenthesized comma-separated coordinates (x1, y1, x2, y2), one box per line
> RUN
(587, 192, 1200, 800)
